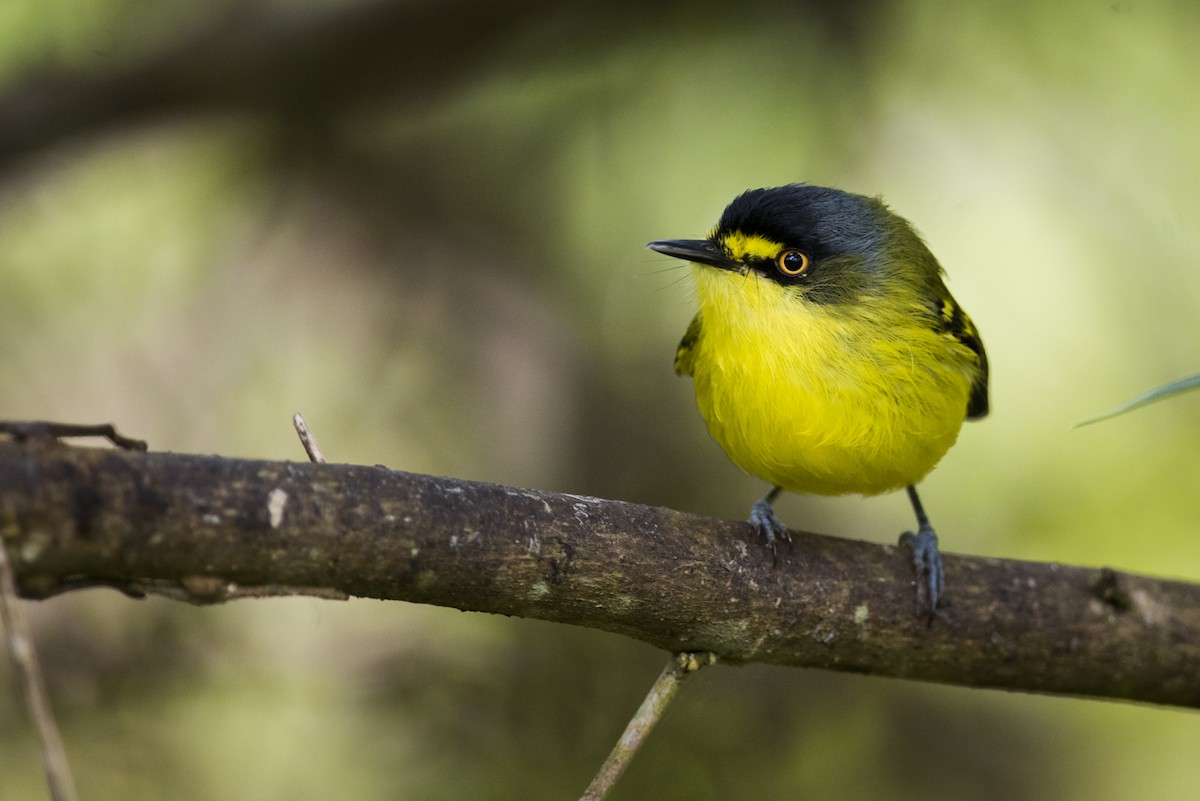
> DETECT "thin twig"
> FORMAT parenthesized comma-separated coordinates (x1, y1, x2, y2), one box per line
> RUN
(292, 413, 326, 464)
(0, 421, 146, 451)
(0, 540, 79, 801)
(579, 652, 716, 800)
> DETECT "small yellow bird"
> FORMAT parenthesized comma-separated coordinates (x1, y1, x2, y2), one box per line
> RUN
(649, 184, 988, 613)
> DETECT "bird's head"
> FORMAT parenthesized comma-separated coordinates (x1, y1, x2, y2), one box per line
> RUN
(649, 184, 937, 308)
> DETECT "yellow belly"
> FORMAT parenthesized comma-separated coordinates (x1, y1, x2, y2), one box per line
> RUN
(688, 269, 976, 496)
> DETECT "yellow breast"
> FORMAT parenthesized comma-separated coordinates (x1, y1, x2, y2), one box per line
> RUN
(687, 265, 976, 496)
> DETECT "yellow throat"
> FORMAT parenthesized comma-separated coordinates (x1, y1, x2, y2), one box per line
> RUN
(681, 245, 977, 497)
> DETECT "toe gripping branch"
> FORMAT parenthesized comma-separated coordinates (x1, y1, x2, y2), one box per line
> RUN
(749, 486, 792, 566)
(747, 483, 944, 621)
(899, 484, 944, 619)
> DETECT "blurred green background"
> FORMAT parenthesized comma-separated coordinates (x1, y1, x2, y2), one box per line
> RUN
(2, 0, 1199, 799)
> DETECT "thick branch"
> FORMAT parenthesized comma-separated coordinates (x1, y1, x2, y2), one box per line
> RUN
(0, 0, 620, 168)
(1, 441, 1197, 707)
(0, 1, 877, 174)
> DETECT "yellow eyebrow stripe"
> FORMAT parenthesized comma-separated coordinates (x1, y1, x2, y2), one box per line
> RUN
(717, 231, 783, 262)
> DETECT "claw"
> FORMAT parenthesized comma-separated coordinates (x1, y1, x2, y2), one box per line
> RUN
(749, 487, 792, 565)
(899, 526, 944, 621)
(901, 485, 946, 621)
(749, 498, 788, 564)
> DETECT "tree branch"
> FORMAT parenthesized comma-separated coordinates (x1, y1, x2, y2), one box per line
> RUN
(0, 1, 876, 175)
(0, 0, 641, 171)
(2, 441, 1197, 707)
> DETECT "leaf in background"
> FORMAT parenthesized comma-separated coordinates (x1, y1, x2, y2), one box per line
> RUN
(1075, 372, 1200, 428)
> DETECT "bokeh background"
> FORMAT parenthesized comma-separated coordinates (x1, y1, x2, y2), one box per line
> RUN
(2, 1, 1199, 798)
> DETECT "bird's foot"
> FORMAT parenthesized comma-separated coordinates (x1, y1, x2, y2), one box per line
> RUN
(898, 525, 944, 622)
(749, 498, 792, 566)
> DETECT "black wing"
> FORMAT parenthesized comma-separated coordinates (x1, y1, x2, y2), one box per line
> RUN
(674, 313, 702, 377)
(937, 297, 989, 419)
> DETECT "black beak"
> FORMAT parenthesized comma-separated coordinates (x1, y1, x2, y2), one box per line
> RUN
(647, 239, 738, 270)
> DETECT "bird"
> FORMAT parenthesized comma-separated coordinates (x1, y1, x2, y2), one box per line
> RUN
(648, 183, 988, 615)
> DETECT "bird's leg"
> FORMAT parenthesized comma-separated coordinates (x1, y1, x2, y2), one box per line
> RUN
(749, 485, 792, 565)
(898, 484, 944, 619)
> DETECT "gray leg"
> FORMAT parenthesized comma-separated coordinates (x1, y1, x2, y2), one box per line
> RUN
(749, 485, 792, 566)
(898, 484, 944, 619)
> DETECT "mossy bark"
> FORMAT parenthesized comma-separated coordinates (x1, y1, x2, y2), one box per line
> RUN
(2, 441, 1197, 707)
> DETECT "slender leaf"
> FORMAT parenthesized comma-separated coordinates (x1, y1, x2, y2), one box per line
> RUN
(1075, 372, 1200, 427)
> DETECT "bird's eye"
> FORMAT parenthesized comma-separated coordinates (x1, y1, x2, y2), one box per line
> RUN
(776, 249, 810, 276)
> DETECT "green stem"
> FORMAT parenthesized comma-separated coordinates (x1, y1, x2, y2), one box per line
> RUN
(579, 652, 715, 801)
